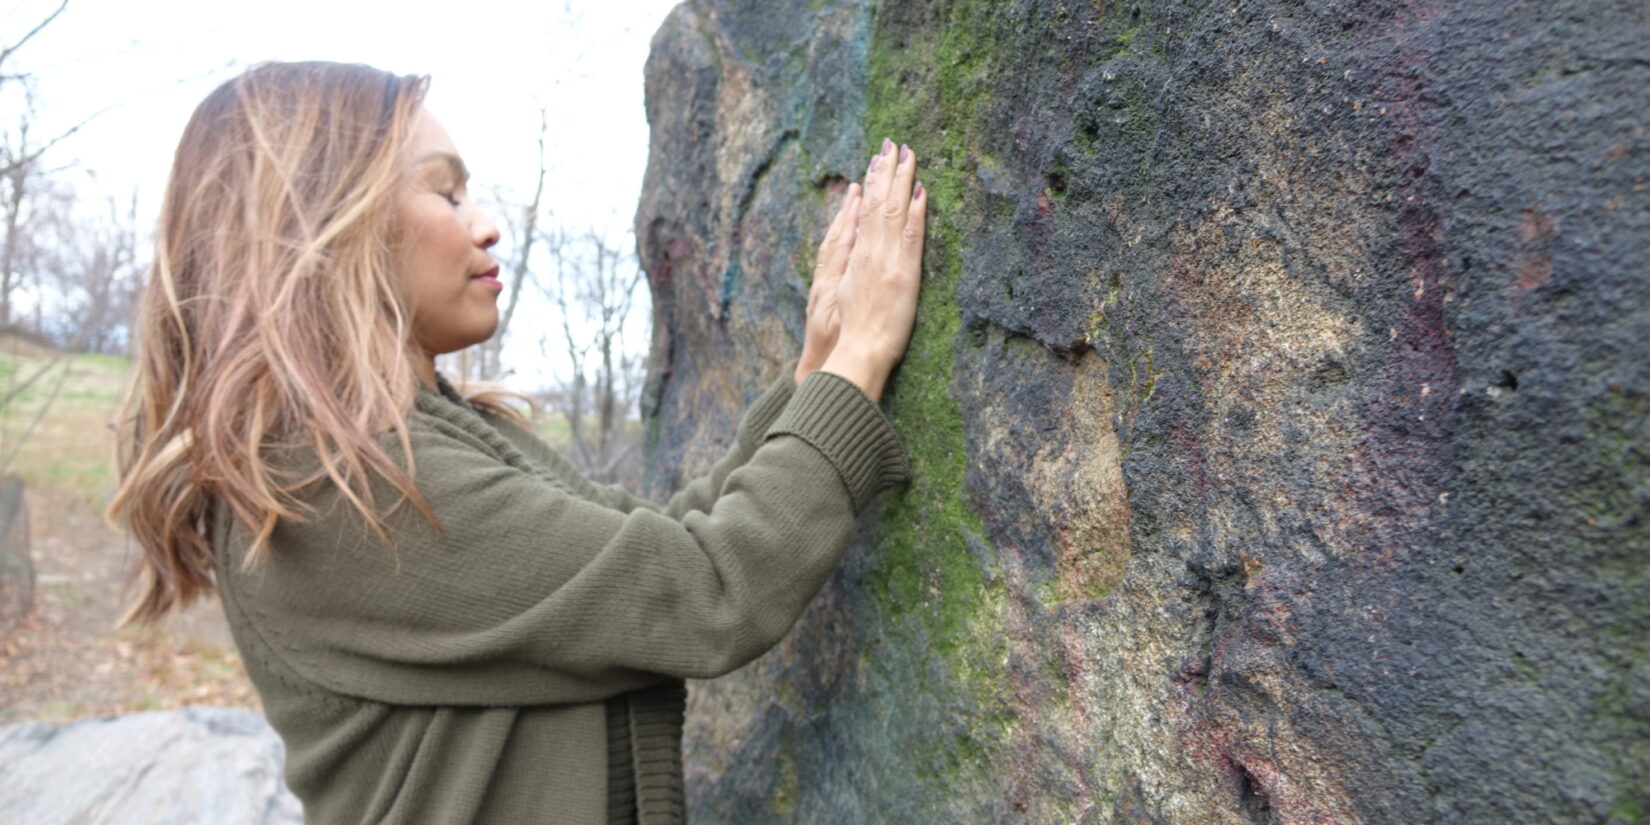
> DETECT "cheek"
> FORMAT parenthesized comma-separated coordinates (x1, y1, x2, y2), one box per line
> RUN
(392, 212, 497, 352)
(408, 213, 470, 264)
(396, 210, 470, 301)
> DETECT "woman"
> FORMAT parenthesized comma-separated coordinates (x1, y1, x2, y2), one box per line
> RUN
(109, 61, 925, 824)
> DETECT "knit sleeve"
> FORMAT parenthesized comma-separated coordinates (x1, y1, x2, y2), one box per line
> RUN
(483, 363, 798, 518)
(654, 364, 798, 519)
(216, 370, 908, 708)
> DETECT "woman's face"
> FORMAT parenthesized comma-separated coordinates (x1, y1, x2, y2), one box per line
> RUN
(392, 108, 503, 357)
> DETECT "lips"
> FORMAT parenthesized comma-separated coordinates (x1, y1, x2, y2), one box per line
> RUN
(470, 265, 503, 290)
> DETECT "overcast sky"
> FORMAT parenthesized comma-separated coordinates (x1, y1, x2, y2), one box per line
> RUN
(3, 0, 683, 387)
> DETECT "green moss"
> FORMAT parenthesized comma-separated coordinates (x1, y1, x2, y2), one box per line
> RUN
(840, 0, 1179, 800)
(1112, 22, 1141, 57)
(861, 0, 997, 611)
(854, 0, 1170, 758)
(1598, 645, 1650, 825)
(1121, 87, 1157, 153)
(772, 737, 799, 819)
(856, 0, 1011, 784)
(863, 0, 997, 216)
(794, 236, 819, 290)
(1579, 387, 1650, 823)
(1576, 388, 1650, 619)
(1613, 795, 1644, 825)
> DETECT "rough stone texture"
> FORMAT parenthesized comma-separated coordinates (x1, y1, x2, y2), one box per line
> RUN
(0, 476, 33, 634)
(0, 707, 301, 824)
(635, 1, 1650, 823)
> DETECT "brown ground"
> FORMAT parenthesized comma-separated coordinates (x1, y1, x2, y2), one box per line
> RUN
(0, 483, 258, 725)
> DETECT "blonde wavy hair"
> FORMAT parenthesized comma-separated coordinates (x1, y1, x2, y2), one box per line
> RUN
(110, 61, 443, 624)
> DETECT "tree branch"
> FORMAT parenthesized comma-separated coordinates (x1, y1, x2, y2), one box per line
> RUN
(0, 0, 70, 76)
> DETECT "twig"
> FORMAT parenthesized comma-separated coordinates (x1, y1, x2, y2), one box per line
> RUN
(0, 0, 70, 74)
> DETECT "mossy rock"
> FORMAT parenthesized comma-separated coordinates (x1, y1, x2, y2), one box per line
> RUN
(636, 0, 1650, 821)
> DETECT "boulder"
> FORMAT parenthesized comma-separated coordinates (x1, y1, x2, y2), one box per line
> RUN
(636, 0, 1650, 822)
(0, 707, 301, 824)
(0, 476, 33, 634)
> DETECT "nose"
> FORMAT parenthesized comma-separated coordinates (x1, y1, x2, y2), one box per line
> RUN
(471, 205, 500, 250)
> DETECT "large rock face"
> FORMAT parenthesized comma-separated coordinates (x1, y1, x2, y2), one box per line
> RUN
(634, 1, 1649, 822)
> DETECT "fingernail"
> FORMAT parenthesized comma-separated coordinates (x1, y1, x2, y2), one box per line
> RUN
(900, 144, 911, 163)
(882, 137, 894, 154)
(914, 181, 925, 198)
(870, 154, 881, 173)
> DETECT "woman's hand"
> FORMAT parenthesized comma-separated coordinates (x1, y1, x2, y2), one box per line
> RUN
(821, 138, 927, 402)
(795, 182, 862, 385)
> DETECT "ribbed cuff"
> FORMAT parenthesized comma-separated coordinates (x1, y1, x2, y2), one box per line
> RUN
(764, 370, 911, 511)
(736, 359, 800, 452)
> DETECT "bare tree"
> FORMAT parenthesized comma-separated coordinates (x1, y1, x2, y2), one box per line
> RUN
(541, 227, 647, 486)
(30, 186, 143, 352)
(0, 0, 102, 331)
(479, 108, 548, 381)
(0, 120, 31, 327)
(0, 0, 71, 181)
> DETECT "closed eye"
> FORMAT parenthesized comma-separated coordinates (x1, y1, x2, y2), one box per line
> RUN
(413, 151, 470, 208)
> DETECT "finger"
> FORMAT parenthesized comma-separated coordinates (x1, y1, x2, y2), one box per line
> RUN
(824, 182, 860, 245)
(868, 137, 899, 207)
(871, 145, 916, 265)
(816, 184, 860, 285)
(896, 180, 928, 278)
(884, 144, 917, 224)
(859, 139, 896, 237)
(860, 150, 882, 205)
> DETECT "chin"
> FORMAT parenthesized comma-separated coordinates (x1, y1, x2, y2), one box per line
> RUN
(462, 314, 500, 349)
(424, 324, 501, 357)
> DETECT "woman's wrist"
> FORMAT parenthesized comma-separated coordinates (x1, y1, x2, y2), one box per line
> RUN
(819, 348, 888, 403)
(795, 344, 829, 385)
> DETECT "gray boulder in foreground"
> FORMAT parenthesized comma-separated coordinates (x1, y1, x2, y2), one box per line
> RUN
(0, 707, 300, 825)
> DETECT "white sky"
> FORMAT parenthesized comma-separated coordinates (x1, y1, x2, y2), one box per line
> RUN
(2, 0, 683, 389)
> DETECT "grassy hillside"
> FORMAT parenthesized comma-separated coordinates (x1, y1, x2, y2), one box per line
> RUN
(0, 336, 130, 506)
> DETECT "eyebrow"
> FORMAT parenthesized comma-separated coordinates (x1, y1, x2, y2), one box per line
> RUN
(412, 150, 469, 183)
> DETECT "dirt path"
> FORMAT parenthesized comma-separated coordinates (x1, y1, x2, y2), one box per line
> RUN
(0, 484, 258, 725)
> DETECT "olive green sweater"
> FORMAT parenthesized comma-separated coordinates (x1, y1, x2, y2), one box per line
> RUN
(213, 367, 909, 825)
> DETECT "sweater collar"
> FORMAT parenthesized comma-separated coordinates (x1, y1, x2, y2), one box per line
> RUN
(427, 372, 470, 407)
(412, 374, 570, 493)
